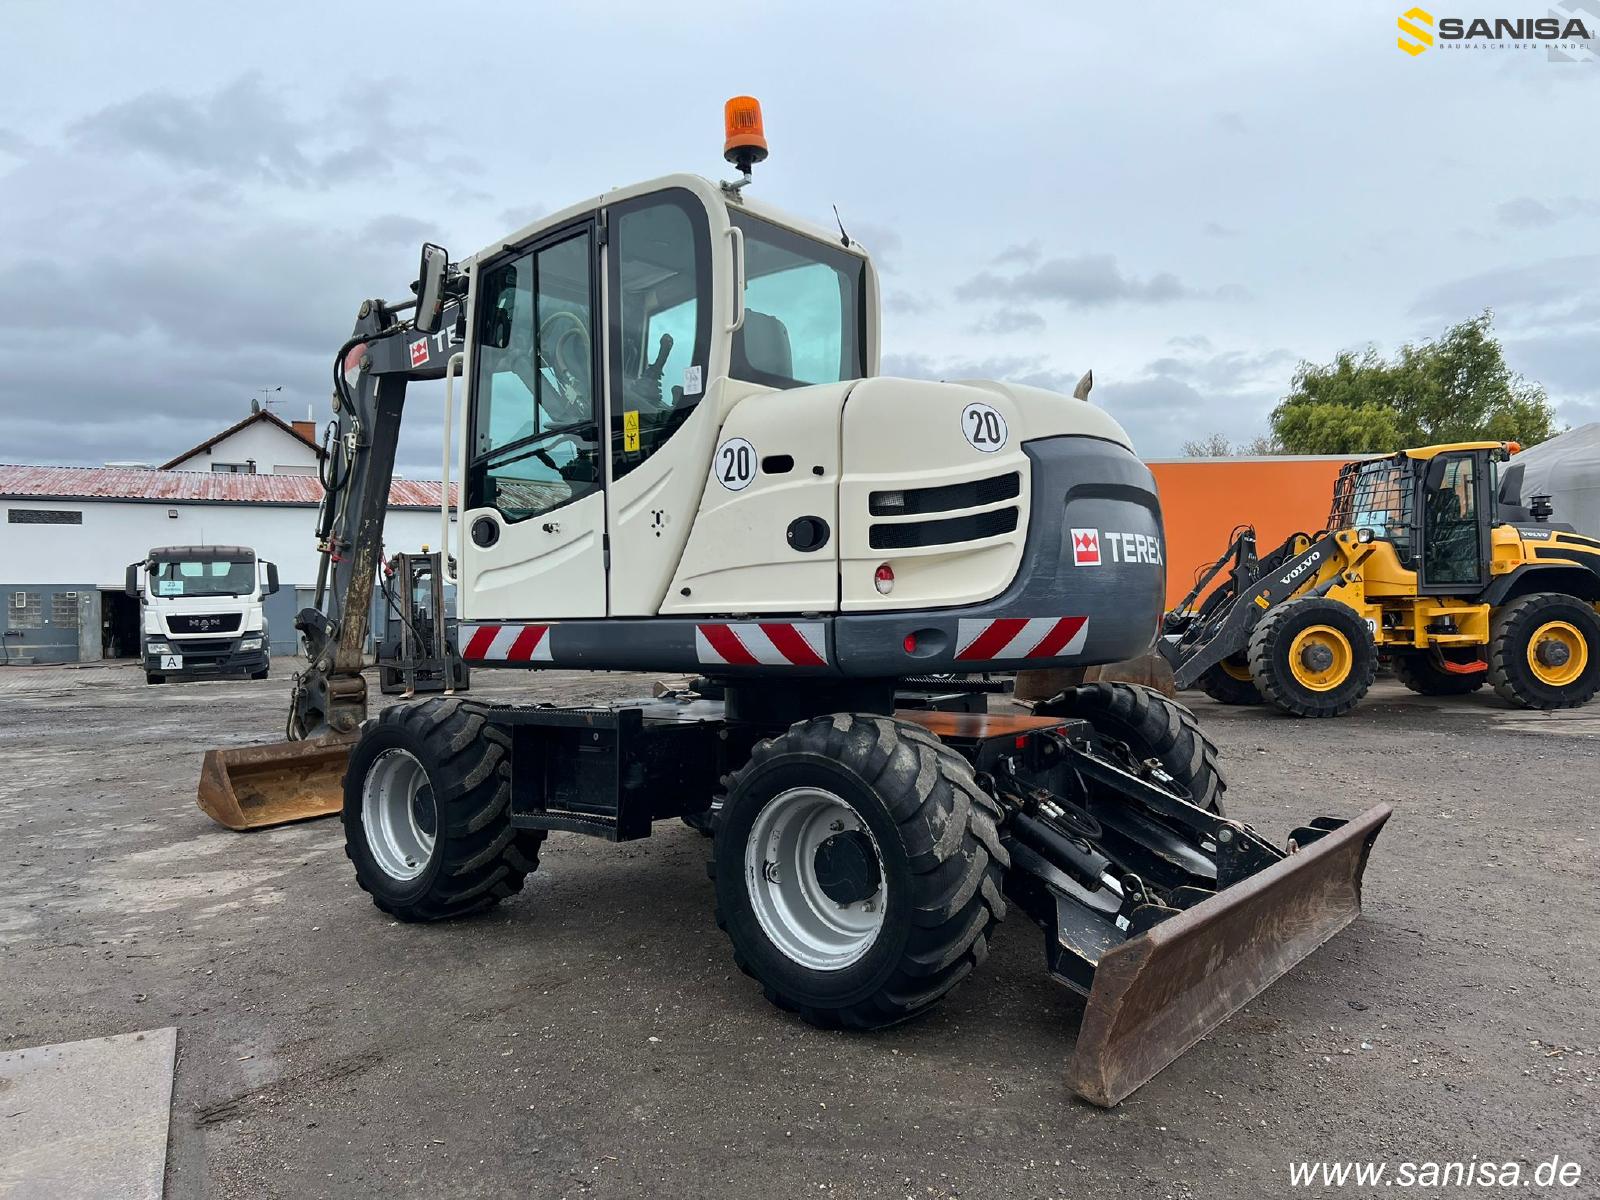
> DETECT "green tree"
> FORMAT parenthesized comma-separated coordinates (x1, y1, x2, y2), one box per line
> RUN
(1270, 312, 1559, 454)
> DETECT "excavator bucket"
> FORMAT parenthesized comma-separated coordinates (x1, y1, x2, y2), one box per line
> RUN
(197, 735, 356, 830)
(1066, 803, 1392, 1106)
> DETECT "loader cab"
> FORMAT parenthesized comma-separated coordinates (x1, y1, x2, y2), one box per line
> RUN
(456, 174, 877, 622)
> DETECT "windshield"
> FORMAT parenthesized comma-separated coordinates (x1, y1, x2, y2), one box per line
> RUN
(1330, 457, 1415, 560)
(150, 557, 256, 598)
(730, 214, 865, 389)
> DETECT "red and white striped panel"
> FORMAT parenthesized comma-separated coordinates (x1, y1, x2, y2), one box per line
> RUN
(954, 616, 1088, 662)
(695, 622, 828, 668)
(459, 623, 553, 663)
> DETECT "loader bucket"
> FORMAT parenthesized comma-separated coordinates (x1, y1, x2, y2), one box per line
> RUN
(1066, 803, 1392, 1107)
(196, 735, 356, 830)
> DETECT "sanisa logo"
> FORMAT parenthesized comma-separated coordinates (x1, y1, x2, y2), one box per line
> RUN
(1397, 6, 1595, 56)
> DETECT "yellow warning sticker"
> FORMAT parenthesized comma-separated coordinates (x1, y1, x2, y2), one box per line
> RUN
(623, 409, 640, 452)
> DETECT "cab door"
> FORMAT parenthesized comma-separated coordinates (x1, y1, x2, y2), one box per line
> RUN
(601, 188, 721, 615)
(1418, 451, 1490, 593)
(460, 222, 608, 620)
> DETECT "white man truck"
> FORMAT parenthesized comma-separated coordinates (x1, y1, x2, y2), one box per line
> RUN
(124, 545, 279, 684)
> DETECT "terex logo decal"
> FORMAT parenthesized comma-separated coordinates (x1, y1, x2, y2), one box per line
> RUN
(1071, 529, 1101, 566)
(409, 338, 430, 368)
(1072, 528, 1163, 567)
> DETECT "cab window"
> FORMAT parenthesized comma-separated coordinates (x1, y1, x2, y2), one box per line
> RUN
(1424, 454, 1482, 585)
(731, 214, 865, 390)
(608, 191, 712, 480)
(468, 228, 600, 522)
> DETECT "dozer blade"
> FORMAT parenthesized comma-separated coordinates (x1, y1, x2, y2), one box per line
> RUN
(1066, 803, 1392, 1107)
(196, 735, 356, 830)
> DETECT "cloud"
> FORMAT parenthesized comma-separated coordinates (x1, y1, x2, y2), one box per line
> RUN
(847, 219, 901, 272)
(992, 241, 1042, 266)
(971, 307, 1046, 335)
(956, 253, 1196, 308)
(1408, 254, 1600, 326)
(883, 291, 937, 315)
(1494, 195, 1600, 229)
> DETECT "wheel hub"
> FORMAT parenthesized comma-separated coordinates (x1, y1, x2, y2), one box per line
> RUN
(1300, 643, 1335, 673)
(361, 748, 437, 881)
(744, 787, 887, 971)
(813, 830, 882, 906)
(1536, 638, 1571, 668)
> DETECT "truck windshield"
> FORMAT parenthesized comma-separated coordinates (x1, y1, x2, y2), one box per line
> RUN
(730, 213, 865, 390)
(151, 558, 256, 598)
(1330, 458, 1415, 562)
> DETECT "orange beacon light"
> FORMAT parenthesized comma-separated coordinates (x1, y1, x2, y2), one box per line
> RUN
(723, 96, 768, 173)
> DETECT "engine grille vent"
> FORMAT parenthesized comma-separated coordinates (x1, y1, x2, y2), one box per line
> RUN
(869, 506, 1019, 550)
(869, 472, 1020, 517)
(166, 637, 237, 655)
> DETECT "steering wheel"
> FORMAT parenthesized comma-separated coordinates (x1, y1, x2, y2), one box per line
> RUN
(496, 312, 591, 431)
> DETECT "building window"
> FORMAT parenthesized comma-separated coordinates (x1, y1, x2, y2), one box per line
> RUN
(51, 592, 80, 630)
(9, 592, 43, 628)
(8, 509, 83, 525)
(211, 462, 256, 474)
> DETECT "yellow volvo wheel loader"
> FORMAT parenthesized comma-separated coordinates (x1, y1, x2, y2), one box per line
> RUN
(197, 100, 1389, 1105)
(1162, 441, 1600, 716)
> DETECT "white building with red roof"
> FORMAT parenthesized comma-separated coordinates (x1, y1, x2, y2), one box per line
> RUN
(1, 418, 453, 664)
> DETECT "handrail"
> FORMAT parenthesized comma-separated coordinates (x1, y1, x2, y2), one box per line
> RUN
(441, 351, 465, 584)
(725, 225, 745, 333)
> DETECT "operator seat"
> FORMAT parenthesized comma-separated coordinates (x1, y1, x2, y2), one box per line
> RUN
(742, 310, 793, 379)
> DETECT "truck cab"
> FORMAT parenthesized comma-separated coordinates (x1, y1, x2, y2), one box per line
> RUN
(125, 545, 278, 684)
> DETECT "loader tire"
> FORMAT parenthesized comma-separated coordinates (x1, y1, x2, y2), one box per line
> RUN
(712, 714, 1007, 1030)
(1196, 657, 1262, 706)
(1390, 650, 1485, 696)
(1036, 682, 1226, 814)
(1247, 597, 1376, 718)
(1487, 593, 1600, 710)
(342, 696, 545, 922)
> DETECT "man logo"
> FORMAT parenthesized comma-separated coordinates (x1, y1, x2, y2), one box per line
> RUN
(1398, 6, 1435, 54)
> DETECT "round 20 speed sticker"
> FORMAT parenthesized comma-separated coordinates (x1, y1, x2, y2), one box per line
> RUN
(961, 401, 1008, 453)
(714, 436, 757, 491)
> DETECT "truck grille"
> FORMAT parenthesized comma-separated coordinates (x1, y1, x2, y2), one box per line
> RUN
(869, 506, 1019, 550)
(869, 472, 1020, 516)
(168, 613, 242, 635)
(170, 637, 237, 656)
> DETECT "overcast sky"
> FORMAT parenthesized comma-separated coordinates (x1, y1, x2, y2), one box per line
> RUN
(3, 1, 1596, 476)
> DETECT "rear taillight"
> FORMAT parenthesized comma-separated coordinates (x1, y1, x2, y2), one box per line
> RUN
(874, 563, 895, 595)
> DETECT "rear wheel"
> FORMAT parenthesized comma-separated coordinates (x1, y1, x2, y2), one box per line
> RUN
(1390, 650, 1485, 696)
(1488, 593, 1600, 710)
(1248, 597, 1377, 718)
(342, 697, 545, 922)
(1196, 655, 1262, 706)
(712, 714, 1007, 1029)
(145, 673, 164, 685)
(1037, 682, 1226, 813)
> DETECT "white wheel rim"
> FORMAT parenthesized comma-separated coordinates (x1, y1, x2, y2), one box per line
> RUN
(361, 748, 437, 881)
(744, 787, 887, 971)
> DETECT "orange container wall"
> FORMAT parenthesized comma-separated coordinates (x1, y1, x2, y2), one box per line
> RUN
(1148, 458, 1357, 610)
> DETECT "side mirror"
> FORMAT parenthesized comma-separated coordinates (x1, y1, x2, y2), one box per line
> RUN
(265, 561, 280, 596)
(414, 243, 450, 335)
(124, 563, 140, 598)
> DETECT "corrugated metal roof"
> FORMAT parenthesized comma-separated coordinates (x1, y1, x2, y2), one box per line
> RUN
(0, 465, 452, 508)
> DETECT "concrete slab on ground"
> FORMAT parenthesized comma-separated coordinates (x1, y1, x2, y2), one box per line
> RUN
(0, 1027, 177, 1200)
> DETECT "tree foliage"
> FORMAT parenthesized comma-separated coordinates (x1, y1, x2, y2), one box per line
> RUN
(1269, 312, 1558, 454)
(1181, 432, 1283, 457)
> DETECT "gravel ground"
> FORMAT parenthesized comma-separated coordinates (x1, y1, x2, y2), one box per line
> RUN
(1, 661, 1595, 1199)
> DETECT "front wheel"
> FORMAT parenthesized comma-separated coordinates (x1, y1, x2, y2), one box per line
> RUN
(1248, 597, 1377, 717)
(712, 714, 1007, 1029)
(1488, 593, 1600, 710)
(342, 697, 546, 922)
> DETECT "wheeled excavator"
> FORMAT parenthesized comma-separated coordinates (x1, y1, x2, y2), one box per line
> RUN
(196, 99, 1390, 1106)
